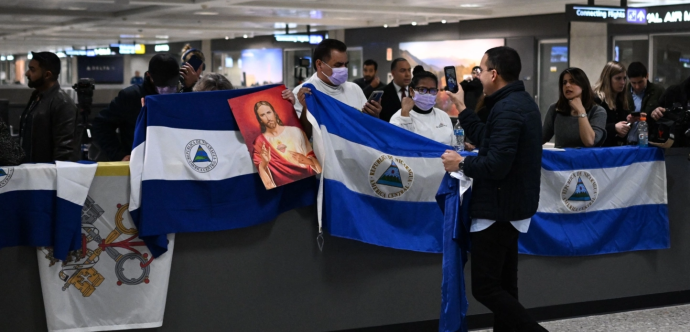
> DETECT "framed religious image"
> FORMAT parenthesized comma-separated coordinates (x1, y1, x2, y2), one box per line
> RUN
(228, 85, 321, 190)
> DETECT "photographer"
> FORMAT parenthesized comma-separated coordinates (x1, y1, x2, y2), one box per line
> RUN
(92, 54, 179, 161)
(651, 76, 690, 147)
(180, 44, 205, 92)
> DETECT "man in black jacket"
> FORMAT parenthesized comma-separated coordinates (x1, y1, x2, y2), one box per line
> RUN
(651, 76, 690, 147)
(19, 51, 80, 163)
(460, 66, 484, 111)
(353, 59, 384, 99)
(442, 47, 547, 332)
(92, 54, 179, 161)
(379, 58, 411, 122)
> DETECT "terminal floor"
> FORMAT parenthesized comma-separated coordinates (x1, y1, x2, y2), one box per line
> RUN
(472, 304, 690, 332)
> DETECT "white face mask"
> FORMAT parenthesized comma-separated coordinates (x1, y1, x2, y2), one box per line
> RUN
(321, 62, 349, 86)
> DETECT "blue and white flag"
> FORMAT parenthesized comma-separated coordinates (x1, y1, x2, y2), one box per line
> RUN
(129, 85, 317, 257)
(0, 161, 97, 260)
(303, 84, 448, 252)
(519, 147, 669, 256)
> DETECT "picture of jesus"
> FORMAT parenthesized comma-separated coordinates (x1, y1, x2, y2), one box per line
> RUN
(252, 101, 321, 189)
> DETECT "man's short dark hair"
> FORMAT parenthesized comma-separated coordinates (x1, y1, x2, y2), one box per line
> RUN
(484, 47, 521, 82)
(31, 52, 61, 81)
(627, 61, 648, 78)
(364, 59, 378, 71)
(391, 58, 408, 71)
(312, 39, 347, 70)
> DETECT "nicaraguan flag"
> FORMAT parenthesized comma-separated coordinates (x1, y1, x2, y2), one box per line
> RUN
(0, 161, 97, 259)
(519, 147, 669, 256)
(129, 85, 317, 257)
(303, 83, 448, 252)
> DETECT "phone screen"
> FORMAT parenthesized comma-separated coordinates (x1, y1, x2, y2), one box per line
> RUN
(445, 67, 458, 93)
(187, 56, 204, 71)
(368, 91, 384, 103)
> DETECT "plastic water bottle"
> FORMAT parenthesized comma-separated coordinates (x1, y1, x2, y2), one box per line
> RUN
(638, 114, 648, 148)
(453, 121, 465, 152)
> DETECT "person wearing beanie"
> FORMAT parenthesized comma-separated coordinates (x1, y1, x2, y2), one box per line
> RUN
(91, 54, 180, 161)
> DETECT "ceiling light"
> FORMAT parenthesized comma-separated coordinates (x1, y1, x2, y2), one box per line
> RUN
(383, 24, 388, 28)
(225, 36, 229, 40)
(194, 11, 219, 15)
(460, 4, 479, 7)
(411, 21, 417, 26)
(7, 55, 14, 61)
(155, 35, 169, 39)
(243, 34, 248, 38)
(441, 20, 447, 24)
(64, 7, 87, 11)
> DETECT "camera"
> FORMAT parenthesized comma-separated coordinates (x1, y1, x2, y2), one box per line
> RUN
(73, 78, 96, 160)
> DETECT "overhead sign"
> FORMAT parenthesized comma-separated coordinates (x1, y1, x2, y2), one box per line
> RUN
(646, 5, 690, 24)
(77, 56, 124, 84)
(274, 34, 323, 45)
(112, 44, 146, 55)
(566, 5, 646, 25)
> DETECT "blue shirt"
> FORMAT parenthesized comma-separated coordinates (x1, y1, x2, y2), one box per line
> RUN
(632, 87, 645, 112)
(130, 76, 144, 85)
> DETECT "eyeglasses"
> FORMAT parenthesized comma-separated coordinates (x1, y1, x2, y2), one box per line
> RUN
(414, 87, 439, 96)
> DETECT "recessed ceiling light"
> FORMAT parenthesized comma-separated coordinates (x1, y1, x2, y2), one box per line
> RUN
(194, 11, 219, 15)
(225, 36, 229, 40)
(441, 19, 447, 24)
(411, 21, 417, 26)
(155, 35, 169, 39)
(243, 34, 248, 38)
(383, 24, 388, 28)
(64, 7, 87, 11)
(460, 4, 479, 7)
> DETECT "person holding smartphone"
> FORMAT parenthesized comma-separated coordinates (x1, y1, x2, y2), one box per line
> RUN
(179, 44, 205, 92)
(390, 66, 453, 145)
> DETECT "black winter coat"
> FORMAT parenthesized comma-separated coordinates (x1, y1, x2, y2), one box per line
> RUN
(92, 80, 157, 161)
(458, 80, 543, 222)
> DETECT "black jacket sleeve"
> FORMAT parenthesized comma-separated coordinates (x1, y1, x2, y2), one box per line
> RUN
(0, 119, 24, 166)
(50, 97, 79, 161)
(458, 108, 486, 146)
(462, 106, 522, 181)
(92, 89, 131, 161)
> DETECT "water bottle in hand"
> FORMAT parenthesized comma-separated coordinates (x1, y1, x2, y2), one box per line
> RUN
(454, 121, 465, 152)
(638, 114, 648, 147)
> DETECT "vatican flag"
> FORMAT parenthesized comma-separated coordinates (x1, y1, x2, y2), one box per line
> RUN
(37, 162, 174, 332)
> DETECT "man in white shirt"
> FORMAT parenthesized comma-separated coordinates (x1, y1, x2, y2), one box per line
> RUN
(295, 39, 381, 136)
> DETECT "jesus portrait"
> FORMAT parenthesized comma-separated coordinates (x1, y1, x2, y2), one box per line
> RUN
(252, 101, 322, 189)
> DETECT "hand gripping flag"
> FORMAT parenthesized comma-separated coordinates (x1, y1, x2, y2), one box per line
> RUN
(303, 83, 449, 252)
(129, 85, 317, 257)
(0, 161, 97, 260)
(519, 147, 670, 256)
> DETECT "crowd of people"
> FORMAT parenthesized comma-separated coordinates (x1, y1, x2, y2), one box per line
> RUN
(2, 37, 690, 331)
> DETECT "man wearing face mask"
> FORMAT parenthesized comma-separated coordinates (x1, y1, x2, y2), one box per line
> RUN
(390, 66, 453, 145)
(19, 51, 80, 163)
(92, 54, 179, 161)
(294, 39, 382, 136)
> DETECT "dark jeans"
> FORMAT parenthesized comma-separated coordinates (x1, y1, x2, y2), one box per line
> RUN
(471, 222, 548, 332)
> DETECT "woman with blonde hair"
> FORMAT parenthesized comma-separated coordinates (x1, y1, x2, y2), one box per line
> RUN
(179, 44, 206, 92)
(593, 61, 630, 146)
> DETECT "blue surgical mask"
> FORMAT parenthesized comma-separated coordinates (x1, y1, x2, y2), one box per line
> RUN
(412, 92, 436, 110)
(156, 85, 178, 95)
(322, 62, 348, 86)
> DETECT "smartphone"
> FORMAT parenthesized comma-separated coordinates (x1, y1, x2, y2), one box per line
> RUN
(444, 66, 459, 93)
(629, 111, 642, 117)
(187, 55, 204, 71)
(368, 90, 384, 103)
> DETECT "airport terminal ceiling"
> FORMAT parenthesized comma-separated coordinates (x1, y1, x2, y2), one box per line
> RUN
(0, 0, 683, 54)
